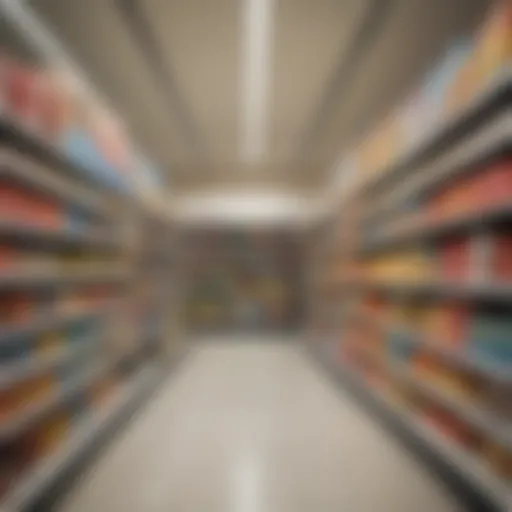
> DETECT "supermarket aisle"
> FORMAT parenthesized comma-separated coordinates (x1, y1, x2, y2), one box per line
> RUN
(59, 342, 460, 512)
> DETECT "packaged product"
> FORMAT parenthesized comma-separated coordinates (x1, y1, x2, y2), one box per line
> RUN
(438, 236, 472, 282)
(443, 303, 471, 350)
(36, 331, 64, 357)
(0, 374, 55, 422)
(468, 307, 512, 365)
(489, 230, 512, 281)
(472, 1, 512, 86)
(30, 410, 70, 458)
(0, 334, 32, 364)
(422, 403, 482, 451)
(421, 39, 474, 133)
(0, 245, 18, 271)
(2, 59, 40, 127)
(34, 69, 72, 142)
(484, 441, 512, 481)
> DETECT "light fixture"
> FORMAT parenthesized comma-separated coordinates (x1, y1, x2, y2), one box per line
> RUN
(240, 0, 274, 162)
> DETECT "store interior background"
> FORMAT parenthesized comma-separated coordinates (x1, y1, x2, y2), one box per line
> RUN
(0, 0, 511, 510)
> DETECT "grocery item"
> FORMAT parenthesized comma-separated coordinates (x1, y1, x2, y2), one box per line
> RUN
(0, 374, 55, 422)
(484, 440, 512, 481)
(489, 230, 512, 281)
(468, 307, 512, 365)
(472, 1, 512, 86)
(438, 236, 472, 282)
(29, 410, 70, 459)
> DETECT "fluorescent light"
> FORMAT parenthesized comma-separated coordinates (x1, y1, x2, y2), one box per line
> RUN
(240, 0, 273, 162)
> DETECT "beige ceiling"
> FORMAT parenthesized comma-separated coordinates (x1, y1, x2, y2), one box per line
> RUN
(27, 0, 490, 192)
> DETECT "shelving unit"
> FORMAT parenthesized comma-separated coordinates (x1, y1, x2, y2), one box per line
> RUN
(313, 347, 512, 511)
(0, 124, 170, 510)
(0, 366, 161, 512)
(0, 9, 177, 510)
(309, 3, 512, 510)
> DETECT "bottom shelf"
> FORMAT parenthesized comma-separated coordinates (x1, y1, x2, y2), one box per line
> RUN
(312, 347, 511, 512)
(0, 365, 162, 512)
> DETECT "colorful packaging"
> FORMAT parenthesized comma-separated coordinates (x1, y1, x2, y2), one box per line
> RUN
(3, 60, 40, 127)
(468, 308, 512, 364)
(472, 1, 512, 86)
(438, 236, 472, 282)
(489, 231, 512, 281)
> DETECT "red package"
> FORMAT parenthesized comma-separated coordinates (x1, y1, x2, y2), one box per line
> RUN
(3, 61, 40, 125)
(0, 246, 17, 270)
(479, 160, 512, 207)
(444, 303, 471, 349)
(490, 232, 512, 281)
(34, 72, 70, 142)
(439, 237, 471, 281)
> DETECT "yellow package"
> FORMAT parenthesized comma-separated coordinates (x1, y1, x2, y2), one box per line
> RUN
(473, 2, 512, 84)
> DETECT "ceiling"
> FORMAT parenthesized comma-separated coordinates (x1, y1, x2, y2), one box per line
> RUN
(25, 0, 490, 193)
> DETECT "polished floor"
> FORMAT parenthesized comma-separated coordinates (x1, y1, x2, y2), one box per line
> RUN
(59, 342, 461, 512)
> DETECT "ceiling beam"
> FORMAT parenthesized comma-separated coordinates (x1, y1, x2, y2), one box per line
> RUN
(293, 0, 393, 164)
(116, 0, 207, 158)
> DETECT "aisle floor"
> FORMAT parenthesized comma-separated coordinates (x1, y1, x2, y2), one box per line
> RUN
(60, 342, 460, 512)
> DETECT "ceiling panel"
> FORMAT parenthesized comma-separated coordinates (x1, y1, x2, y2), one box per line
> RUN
(25, 0, 492, 192)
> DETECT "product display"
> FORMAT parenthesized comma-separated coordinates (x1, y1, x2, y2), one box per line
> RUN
(184, 229, 302, 333)
(0, 32, 170, 509)
(310, 2, 512, 508)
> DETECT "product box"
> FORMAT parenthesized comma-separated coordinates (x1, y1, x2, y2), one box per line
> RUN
(472, 1, 512, 86)
(438, 236, 472, 282)
(468, 309, 512, 365)
(475, 160, 512, 208)
(484, 441, 512, 481)
(2, 60, 40, 128)
(421, 39, 474, 133)
(489, 231, 512, 281)
(31, 411, 70, 458)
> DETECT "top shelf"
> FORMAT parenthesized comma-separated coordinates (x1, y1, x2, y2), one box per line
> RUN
(0, 114, 128, 199)
(359, 68, 511, 198)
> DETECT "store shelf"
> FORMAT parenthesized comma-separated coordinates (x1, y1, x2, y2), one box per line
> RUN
(389, 361, 512, 451)
(0, 341, 101, 389)
(0, 220, 125, 251)
(0, 147, 113, 220)
(0, 266, 129, 289)
(360, 68, 511, 197)
(357, 313, 512, 384)
(338, 278, 512, 302)
(0, 360, 109, 443)
(315, 351, 511, 511)
(0, 366, 160, 512)
(361, 204, 512, 255)
(0, 115, 126, 198)
(363, 109, 512, 225)
(0, 303, 117, 346)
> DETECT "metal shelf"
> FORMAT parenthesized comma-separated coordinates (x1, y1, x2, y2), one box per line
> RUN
(361, 204, 512, 255)
(0, 220, 124, 251)
(389, 361, 512, 451)
(0, 266, 129, 289)
(338, 278, 512, 302)
(0, 115, 127, 199)
(365, 315, 512, 384)
(324, 357, 512, 511)
(0, 366, 160, 512)
(0, 147, 113, 220)
(359, 68, 511, 198)
(0, 303, 117, 346)
(0, 342, 100, 391)
(0, 361, 109, 443)
(362, 110, 512, 225)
